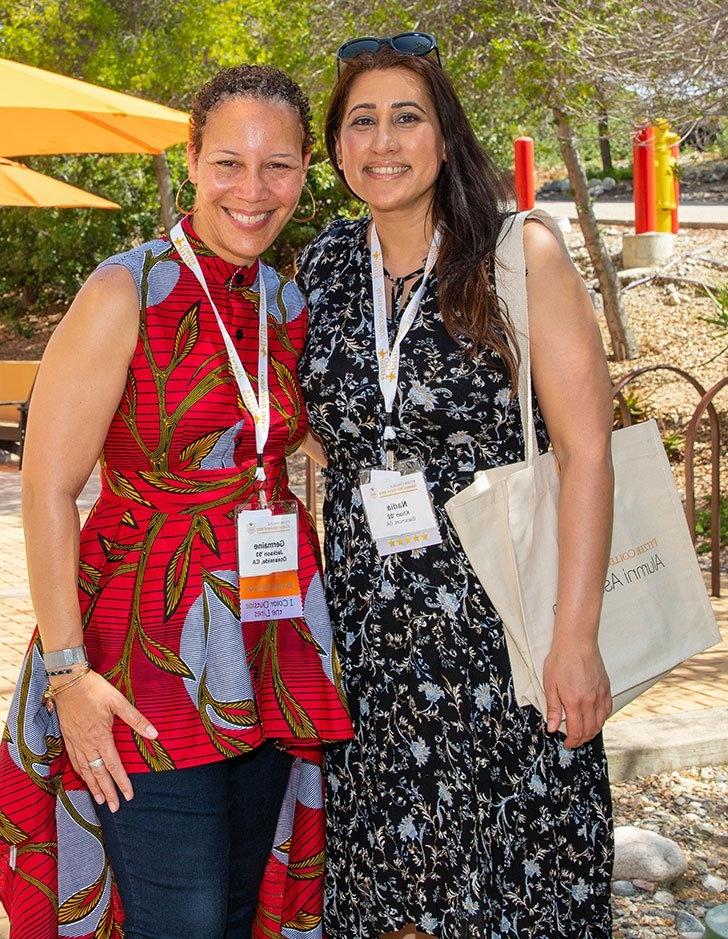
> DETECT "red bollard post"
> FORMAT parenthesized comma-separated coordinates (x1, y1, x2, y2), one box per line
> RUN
(633, 126, 656, 234)
(514, 136, 535, 211)
(670, 139, 680, 234)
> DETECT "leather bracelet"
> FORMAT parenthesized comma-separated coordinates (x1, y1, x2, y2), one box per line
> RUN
(43, 645, 87, 671)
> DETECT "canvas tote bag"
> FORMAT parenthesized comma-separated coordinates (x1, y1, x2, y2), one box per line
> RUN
(445, 210, 720, 720)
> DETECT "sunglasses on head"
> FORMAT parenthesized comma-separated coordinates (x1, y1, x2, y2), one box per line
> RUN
(336, 32, 441, 75)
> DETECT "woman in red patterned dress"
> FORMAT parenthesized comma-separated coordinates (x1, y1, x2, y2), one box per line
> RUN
(0, 66, 351, 939)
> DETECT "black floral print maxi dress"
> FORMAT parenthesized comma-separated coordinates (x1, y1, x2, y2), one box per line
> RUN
(296, 217, 613, 939)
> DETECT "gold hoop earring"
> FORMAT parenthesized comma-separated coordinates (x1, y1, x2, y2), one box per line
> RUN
(292, 184, 316, 224)
(175, 177, 198, 215)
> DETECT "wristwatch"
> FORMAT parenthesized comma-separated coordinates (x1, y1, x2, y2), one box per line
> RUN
(43, 646, 88, 671)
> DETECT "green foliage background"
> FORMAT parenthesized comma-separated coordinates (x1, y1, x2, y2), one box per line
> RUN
(0, 0, 721, 320)
(0, 0, 565, 316)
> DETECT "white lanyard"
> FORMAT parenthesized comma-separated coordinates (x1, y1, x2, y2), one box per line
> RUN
(370, 223, 440, 442)
(170, 222, 270, 481)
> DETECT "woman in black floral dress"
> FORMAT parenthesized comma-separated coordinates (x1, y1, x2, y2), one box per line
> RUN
(297, 39, 614, 939)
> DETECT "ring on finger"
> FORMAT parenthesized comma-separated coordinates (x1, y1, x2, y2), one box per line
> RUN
(88, 757, 105, 769)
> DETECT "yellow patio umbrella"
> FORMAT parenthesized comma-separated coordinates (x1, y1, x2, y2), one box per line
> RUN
(0, 157, 119, 208)
(0, 57, 189, 157)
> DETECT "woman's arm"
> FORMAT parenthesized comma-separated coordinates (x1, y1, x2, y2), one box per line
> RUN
(300, 431, 328, 467)
(23, 264, 158, 809)
(524, 220, 614, 749)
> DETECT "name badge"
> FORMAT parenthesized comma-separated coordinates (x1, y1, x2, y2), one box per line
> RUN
(359, 461, 442, 557)
(236, 501, 303, 621)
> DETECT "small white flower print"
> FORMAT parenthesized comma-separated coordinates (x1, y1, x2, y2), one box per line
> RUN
(421, 914, 439, 932)
(474, 684, 492, 711)
(524, 859, 541, 878)
(437, 781, 453, 805)
(419, 681, 444, 703)
(359, 697, 370, 717)
(327, 772, 340, 793)
(309, 356, 328, 374)
(571, 878, 590, 903)
(397, 814, 417, 841)
(380, 582, 396, 600)
(408, 380, 437, 412)
(345, 631, 355, 650)
(557, 740, 574, 768)
(463, 896, 478, 914)
(340, 417, 360, 437)
(495, 387, 510, 409)
(436, 585, 459, 615)
(446, 430, 474, 447)
(410, 737, 431, 766)
(529, 774, 547, 796)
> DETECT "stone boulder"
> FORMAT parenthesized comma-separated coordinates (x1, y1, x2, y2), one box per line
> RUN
(613, 826, 688, 884)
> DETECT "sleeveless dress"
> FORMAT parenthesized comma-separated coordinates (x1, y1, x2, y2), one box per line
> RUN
(0, 216, 352, 939)
(296, 217, 613, 939)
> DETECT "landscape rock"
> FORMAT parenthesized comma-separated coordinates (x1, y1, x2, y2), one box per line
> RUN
(654, 888, 675, 904)
(602, 176, 617, 191)
(675, 910, 705, 937)
(613, 826, 689, 883)
(702, 873, 727, 893)
(612, 880, 637, 896)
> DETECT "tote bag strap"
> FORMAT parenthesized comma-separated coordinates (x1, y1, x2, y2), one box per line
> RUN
(494, 209, 569, 464)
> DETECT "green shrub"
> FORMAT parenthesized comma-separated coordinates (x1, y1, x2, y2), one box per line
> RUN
(695, 496, 728, 555)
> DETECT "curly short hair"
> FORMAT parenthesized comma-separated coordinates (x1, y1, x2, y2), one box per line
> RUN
(189, 65, 314, 154)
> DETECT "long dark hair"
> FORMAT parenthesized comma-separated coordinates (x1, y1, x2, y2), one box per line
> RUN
(325, 46, 518, 386)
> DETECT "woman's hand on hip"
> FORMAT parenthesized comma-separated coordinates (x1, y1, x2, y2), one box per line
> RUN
(542, 638, 612, 749)
(54, 670, 158, 811)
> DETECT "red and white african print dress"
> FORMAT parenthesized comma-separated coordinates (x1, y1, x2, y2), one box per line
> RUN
(0, 215, 353, 938)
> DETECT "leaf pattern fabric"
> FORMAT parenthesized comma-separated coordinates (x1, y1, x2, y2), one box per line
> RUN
(296, 218, 613, 939)
(0, 216, 352, 938)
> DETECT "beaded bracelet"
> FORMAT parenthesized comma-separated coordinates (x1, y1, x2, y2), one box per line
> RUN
(45, 661, 90, 678)
(42, 667, 91, 712)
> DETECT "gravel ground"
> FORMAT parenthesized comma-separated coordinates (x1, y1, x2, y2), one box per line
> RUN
(611, 765, 728, 938)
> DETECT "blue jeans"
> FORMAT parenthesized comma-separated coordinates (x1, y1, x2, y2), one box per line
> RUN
(96, 743, 293, 939)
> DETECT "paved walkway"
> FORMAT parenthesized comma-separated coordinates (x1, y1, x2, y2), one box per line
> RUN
(0, 459, 726, 936)
(535, 198, 728, 229)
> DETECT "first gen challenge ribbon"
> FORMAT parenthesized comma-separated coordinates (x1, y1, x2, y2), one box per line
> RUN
(369, 223, 440, 443)
(170, 221, 270, 481)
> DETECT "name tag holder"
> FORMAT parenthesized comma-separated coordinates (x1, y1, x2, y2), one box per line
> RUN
(236, 496, 303, 622)
(359, 459, 442, 557)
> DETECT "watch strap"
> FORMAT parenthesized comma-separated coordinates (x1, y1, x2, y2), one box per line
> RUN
(43, 646, 87, 670)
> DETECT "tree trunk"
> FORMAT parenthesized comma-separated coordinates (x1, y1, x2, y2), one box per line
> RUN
(553, 109, 637, 361)
(597, 111, 613, 176)
(153, 152, 176, 233)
